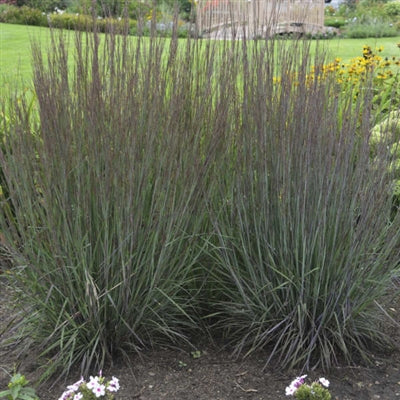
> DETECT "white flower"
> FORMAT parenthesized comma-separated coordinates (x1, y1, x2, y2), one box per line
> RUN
(92, 383, 106, 398)
(86, 376, 100, 390)
(285, 384, 296, 396)
(107, 376, 120, 392)
(61, 374, 119, 400)
(58, 389, 74, 400)
(319, 377, 330, 387)
(67, 378, 85, 392)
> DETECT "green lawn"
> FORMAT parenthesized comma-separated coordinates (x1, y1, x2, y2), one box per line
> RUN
(1, 22, 400, 88)
(0, 24, 53, 89)
(325, 36, 400, 62)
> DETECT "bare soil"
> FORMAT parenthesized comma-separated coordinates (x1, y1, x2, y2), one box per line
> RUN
(1, 277, 400, 400)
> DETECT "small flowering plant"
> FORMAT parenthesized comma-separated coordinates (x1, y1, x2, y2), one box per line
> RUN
(285, 375, 331, 400)
(58, 374, 120, 400)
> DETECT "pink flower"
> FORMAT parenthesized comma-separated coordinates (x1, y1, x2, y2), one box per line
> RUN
(285, 375, 307, 396)
(73, 393, 83, 400)
(292, 375, 307, 389)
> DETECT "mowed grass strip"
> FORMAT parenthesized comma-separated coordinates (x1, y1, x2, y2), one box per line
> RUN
(0, 23, 52, 87)
(1, 22, 400, 87)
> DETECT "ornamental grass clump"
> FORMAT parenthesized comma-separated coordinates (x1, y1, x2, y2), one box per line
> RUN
(206, 38, 400, 370)
(0, 25, 225, 379)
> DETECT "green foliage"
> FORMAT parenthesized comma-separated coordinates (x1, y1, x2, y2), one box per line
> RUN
(0, 5, 136, 31)
(0, 5, 47, 26)
(344, 18, 399, 37)
(384, 0, 400, 17)
(333, 0, 400, 35)
(16, 0, 67, 12)
(49, 12, 136, 32)
(324, 16, 347, 28)
(0, 3, 15, 12)
(68, 0, 155, 18)
(371, 111, 400, 151)
(127, 0, 151, 19)
(324, 5, 336, 17)
(355, 0, 389, 19)
(370, 110, 400, 214)
(191, 350, 202, 359)
(295, 383, 331, 400)
(95, 0, 125, 17)
(0, 373, 39, 400)
(0, 5, 188, 36)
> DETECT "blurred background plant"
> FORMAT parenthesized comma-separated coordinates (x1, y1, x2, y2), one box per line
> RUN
(0, 373, 39, 400)
(324, 0, 400, 37)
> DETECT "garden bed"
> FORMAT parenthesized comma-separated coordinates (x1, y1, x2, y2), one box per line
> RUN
(1, 278, 400, 400)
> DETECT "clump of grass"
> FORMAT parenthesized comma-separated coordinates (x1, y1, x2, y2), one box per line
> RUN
(205, 39, 400, 370)
(0, 27, 223, 379)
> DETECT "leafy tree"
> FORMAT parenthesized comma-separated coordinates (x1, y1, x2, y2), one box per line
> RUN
(16, 0, 68, 12)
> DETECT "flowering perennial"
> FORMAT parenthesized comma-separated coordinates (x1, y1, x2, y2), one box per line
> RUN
(285, 375, 331, 400)
(58, 375, 120, 400)
(305, 45, 400, 86)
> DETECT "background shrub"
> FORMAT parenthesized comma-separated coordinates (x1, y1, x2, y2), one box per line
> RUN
(16, 0, 68, 12)
(384, 0, 400, 17)
(0, 5, 137, 32)
(324, 16, 347, 28)
(0, 5, 47, 25)
(48, 12, 136, 32)
(344, 17, 399, 37)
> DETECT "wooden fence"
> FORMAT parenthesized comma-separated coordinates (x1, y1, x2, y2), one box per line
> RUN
(196, 0, 325, 37)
